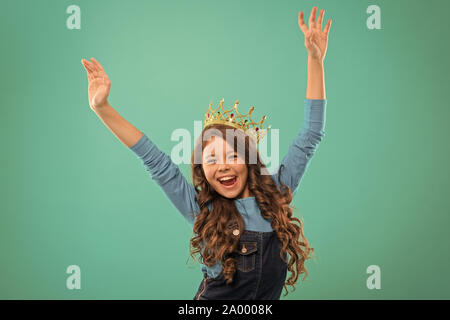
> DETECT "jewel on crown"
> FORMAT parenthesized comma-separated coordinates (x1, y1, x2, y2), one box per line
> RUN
(204, 98, 271, 144)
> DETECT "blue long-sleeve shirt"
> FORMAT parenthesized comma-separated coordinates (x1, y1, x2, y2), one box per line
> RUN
(129, 99, 326, 278)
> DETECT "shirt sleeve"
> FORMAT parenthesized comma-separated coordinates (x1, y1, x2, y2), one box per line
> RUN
(271, 99, 326, 197)
(129, 131, 201, 225)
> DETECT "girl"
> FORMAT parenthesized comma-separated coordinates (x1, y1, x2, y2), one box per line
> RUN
(81, 6, 331, 300)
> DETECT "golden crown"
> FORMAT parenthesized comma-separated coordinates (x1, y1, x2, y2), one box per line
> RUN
(204, 98, 271, 144)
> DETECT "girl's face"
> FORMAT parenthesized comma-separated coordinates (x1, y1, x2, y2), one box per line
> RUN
(202, 136, 251, 199)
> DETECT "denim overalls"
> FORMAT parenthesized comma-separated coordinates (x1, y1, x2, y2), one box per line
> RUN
(193, 229, 288, 300)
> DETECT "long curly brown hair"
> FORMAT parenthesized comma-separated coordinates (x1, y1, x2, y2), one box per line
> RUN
(188, 123, 314, 296)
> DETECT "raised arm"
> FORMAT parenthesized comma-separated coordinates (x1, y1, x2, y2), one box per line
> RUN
(271, 7, 331, 195)
(81, 57, 142, 147)
(129, 132, 201, 225)
(271, 99, 326, 196)
(299, 6, 331, 99)
(81, 57, 200, 224)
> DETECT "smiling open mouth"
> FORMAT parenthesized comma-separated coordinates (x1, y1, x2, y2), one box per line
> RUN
(218, 176, 237, 187)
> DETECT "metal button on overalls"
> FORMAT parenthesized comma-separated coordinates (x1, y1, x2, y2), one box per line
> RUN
(194, 229, 288, 300)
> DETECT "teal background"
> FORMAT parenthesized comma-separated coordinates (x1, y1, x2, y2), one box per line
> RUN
(1, 0, 449, 299)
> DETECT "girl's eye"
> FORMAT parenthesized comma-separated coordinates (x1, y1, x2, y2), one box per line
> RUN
(205, 155, 237, 164)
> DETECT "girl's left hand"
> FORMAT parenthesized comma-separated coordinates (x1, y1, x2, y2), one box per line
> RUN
(298, 6, 332, 62)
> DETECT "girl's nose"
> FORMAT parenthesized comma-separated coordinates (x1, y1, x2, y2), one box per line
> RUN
(217, 160, 231, 171)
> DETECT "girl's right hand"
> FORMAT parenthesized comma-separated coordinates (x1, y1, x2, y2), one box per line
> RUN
(81, 57, 111, 111)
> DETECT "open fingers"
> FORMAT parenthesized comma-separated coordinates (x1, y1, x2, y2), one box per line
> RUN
(81, 59, 96, 81)
(90, 57, 105, 72)
(82, 59, 96, 73)
(317, 9, 324, 31)
(308, 6, 317, 29)
(323, 19, 332, 36)
(298, 11, 308, 35)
